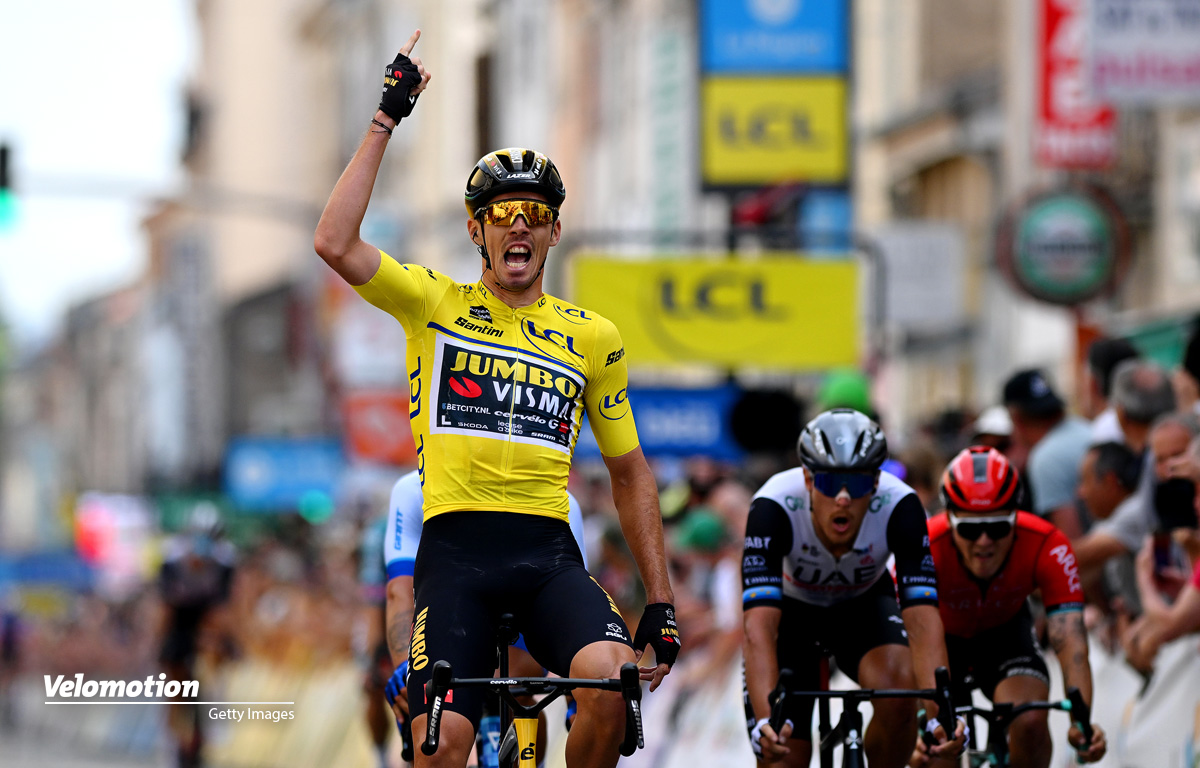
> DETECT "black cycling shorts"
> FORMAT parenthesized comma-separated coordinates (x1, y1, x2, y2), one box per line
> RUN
(944, 603, 1049, 703)
(406, 511, 632, 730)
(743, 574, 909, 743)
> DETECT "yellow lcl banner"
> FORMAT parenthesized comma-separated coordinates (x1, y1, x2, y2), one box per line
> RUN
(571, 255, 859, 370)
(702, 77, 848, 186)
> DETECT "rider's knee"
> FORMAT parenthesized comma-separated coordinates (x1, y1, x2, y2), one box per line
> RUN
(572, 687, 625, 733)
(569, 640, 635, 680)
(413, 711, 476, 767)
(1008, 709, 1050, 746)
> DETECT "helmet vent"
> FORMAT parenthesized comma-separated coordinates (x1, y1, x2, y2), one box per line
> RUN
(971, 452, 989, 482)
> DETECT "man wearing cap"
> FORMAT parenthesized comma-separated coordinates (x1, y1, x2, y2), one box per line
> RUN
(1003, 370, 1092, 538)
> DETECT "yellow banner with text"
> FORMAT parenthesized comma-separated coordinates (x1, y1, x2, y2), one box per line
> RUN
(702, 76, 848, 187)
(571, 255, 859, 370)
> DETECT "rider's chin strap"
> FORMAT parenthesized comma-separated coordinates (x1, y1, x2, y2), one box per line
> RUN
(474, 211, 494, 272)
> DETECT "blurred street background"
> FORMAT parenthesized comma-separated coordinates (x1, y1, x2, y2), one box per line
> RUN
(3, 0, 1200, 766)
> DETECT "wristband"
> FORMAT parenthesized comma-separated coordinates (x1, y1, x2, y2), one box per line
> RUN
(925, 715, 969, 744)
(749, 716, 793, 758)
(370, 118, 393, 136)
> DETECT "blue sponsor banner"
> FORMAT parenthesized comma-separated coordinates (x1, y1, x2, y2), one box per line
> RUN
(224, 437, 345, 512)
(576, 385, 743, 461)
(701, 0, 849, 73)
(0, 551, 94, 590)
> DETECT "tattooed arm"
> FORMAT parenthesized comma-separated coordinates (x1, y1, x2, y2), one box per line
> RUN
(1048, 610, 1107, 762)
(384, 575, 414, 718)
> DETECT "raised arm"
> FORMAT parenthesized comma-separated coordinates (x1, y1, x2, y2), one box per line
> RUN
(314, 30, 431, 285)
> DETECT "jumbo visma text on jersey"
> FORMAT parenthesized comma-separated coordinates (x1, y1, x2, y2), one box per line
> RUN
(431, 334, 582, 451)
(353, 253, 640, 522)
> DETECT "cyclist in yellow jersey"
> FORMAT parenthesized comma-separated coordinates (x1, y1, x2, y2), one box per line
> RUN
(314, 30, 678, 768)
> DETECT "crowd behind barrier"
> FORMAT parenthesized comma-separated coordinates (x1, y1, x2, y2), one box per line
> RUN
(2, 329, 1200, 767)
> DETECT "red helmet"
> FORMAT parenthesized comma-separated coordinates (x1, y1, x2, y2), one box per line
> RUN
(939, 446, 1022, 512)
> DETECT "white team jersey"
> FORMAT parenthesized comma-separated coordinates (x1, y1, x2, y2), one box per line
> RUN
(383, 470, 588, 580)
(751, 469, 915, 607)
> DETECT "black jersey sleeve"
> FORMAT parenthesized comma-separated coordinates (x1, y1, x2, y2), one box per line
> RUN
(741, 497, 793, 610)
(885, 494, 939, 609)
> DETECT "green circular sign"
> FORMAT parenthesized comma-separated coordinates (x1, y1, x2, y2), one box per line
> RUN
(998, 187, 1129, 306)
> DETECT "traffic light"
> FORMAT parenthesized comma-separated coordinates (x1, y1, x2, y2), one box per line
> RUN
(0, 143, 16, 231)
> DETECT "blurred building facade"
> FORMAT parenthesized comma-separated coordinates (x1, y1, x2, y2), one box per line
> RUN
(3, 0, 1200, 548)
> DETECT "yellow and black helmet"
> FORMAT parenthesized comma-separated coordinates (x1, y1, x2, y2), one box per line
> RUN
(464, 148, 566, 215)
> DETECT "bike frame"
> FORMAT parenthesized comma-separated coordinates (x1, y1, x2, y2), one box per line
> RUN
(770, 667, 955, 768)
(420, 614, 643, 768)
(956, 686, 1092, 767)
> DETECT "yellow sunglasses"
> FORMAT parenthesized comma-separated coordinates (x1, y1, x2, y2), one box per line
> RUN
(478, 199, 557, 227)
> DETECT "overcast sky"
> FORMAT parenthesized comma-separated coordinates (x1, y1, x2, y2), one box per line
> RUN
(0, 0, 193, 350)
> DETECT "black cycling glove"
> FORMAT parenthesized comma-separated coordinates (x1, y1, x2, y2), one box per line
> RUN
(633, 602, 681, 668)
(378, 52, 423, 122)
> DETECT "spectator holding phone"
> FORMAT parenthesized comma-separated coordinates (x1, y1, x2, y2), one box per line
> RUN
(1123, 430, 1200, 672)
(1074, 366, 1178, 576)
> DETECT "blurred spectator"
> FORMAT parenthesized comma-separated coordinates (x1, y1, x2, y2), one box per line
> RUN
(1076, 442, 1142, 612)
(594, 521, 647, 620)
(1173, 324, 1200, 418)
(969, 405, 1014, 454)
(1077, 414, 1199, 579)
(1083, 337, 1140, 443)
(1123, 525, 1200, 676)
(895, 436, 944, 512)
(0, 588, 21, 730)
(658, 455, 730, 523)
(669, 508, 742, 685)
(1003, 368, 1091, 538)
(1110, 359, 1176, 453)
(1077, 442, 1141, 525)
(158, 506, 238, 768)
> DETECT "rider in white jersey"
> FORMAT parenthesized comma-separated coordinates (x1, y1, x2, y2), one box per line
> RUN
(748, 468, 927, 607)
(741, 409, 966, 768)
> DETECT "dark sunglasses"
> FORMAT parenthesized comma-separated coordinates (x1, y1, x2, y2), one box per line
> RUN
(949, 512, 1016, 541)
(478, 199, 556, 227)
(811, 472, 876, 499)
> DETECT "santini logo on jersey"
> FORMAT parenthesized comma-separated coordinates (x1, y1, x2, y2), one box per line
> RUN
(455, 316, 502, 337)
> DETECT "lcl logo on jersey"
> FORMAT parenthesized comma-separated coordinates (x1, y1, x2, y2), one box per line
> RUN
(658, 272, 784, 319)
(599, 388, 630, 420)
(554, 304, 592, 325)
(524, 321, 584, 359)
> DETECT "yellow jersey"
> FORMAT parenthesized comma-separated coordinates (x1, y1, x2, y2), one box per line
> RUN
(354, 253, 640, 522)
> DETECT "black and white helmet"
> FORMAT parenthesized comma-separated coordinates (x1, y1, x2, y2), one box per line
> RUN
(797, 408, 888, 473)
(464, 148, 566, 215)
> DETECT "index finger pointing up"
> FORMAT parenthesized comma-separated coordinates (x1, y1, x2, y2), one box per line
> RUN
(399, 29, 421, 57)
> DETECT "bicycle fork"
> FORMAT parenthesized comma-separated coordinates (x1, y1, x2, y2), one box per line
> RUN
(820, 706, 865, 768)
(498, 716, 538, 768)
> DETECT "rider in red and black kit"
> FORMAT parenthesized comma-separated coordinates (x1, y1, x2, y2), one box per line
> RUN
(913, 446, 1106, 768)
